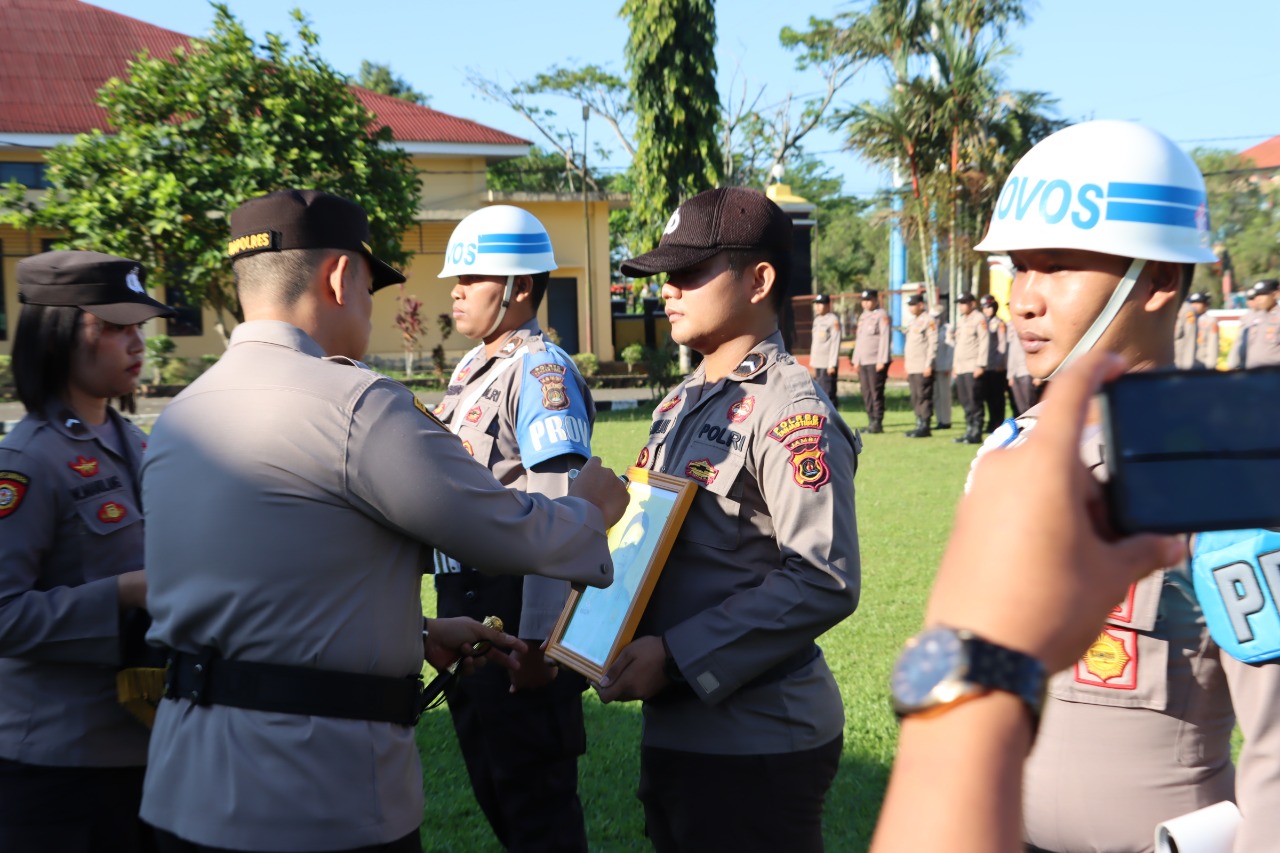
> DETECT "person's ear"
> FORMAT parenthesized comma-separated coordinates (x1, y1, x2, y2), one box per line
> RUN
(1142, 260, 1182, 313)
(326, 253, 353, 307)
(747, 262, 776, 306)
(511, 275, 534, 304)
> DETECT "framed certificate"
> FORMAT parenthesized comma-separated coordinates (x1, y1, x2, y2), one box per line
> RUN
(545, 467, 697, 682)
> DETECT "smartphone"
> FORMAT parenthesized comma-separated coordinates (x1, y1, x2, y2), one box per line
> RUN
(1101, 367, 1280, 535)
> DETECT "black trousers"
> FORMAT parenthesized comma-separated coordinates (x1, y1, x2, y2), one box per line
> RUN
(0, 759, 154, 853)
(982, 370, 1008, 430)
(907, 372, 935, 421)
(955, 372, 986, 435)
(638, 737, 842, 853)
(813, 367, 838, 404)
(857, 363, 888, 423)
(154, 827, 420, 853)
(1009, 375, 1041, 416)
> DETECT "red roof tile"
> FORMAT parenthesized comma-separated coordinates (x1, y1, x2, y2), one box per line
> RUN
(0, 0, 527, 147)
(1240, 136, 1280, 171)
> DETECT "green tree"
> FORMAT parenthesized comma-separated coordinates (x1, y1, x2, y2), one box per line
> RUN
(622, 0, 722, 252)
(1193, 148, 1280, 297)
(356, 60, 430, 105)
(2, 5, 420, 342)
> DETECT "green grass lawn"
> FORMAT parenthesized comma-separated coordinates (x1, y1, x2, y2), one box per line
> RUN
(417, 386, 978, 852)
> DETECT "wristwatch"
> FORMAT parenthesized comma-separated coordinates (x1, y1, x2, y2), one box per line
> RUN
(890, 626, 1046, 732)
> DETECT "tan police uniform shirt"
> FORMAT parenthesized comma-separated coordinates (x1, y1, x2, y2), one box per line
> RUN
(631, 331, 860, 754)
(935, 317, 955, 372)
(952, 310, 990, 375)
(0, 407, 150, 767)
(984, 315, 1008, 370)
(973, 407, 1280, 853)
(140, 321, 613, 851)
(1240, 305, 1280, 368)
(809, 312, 842, 371)
(1174, 302, 1198, 370)
(431, 319, 592, 638)
(1195, 313, 1220, 370)
(903, 311, 938, 375)
(853, 307, 891, 366)
(1006, 329, 1030, 379)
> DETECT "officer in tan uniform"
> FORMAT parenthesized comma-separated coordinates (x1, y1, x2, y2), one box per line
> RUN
(140, 190, 628, 853)
(1233, 279, 1280, 368)
(597, 187, 860, 853)
(931, 303, 954, 429)
(951, 292, 989, 444)
(1005, 328, 1041, 415)
(432, 205, 594, 852)
(973, 120, 1280, 853)
(1188, 292, 1219, 370)
(853, 288, 891, 433)
(1226, 282, 1264, 369)
(1173, 295, 1198, 369)
(0, 252, 173, 853)
(979, 294, 1008, 432)
(808, 293, 842, 405)
(902, 293, 938, 438)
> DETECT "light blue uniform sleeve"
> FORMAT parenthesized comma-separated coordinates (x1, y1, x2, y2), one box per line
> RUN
(515, 350, 592, 468)
(1192, 528, 1280, 663)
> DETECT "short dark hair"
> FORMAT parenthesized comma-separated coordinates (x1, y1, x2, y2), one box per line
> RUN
(233, 248, 341, 307)
(1178, 263, 1195, 302)
(13, 304, 138, 415)
(726, 249, 791, 310)
(528, 271, 551, 311)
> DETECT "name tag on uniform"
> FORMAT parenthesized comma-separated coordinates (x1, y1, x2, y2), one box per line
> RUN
(1192, 528, 1280, 663)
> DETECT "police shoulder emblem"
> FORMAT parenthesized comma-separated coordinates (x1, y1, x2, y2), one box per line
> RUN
(98, 501, 127, 523)
(530, 363, 570, 411)
(69, 456, 99, 478)
(500, 336, 524, 357)
(635, 447, 650, 468)
(769, 412, 826, 443)
(685, 458, 718, 486)
(658, 395, 681, 413)
(733, 352, 767, 379)
(0, 471, 31, 520)
(785, 435, 830, 492)
(728, 396, 755, 423)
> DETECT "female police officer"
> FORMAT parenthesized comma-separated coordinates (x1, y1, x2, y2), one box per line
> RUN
(0, 250, 174, 852)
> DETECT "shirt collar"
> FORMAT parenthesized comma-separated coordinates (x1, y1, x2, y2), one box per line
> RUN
(229, 320, 328, 359)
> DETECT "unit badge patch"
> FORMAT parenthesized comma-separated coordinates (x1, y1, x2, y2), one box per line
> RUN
(685, 458, 718, 486)
(786, 435, 830, 491)
(728, 396, 755, 423)
(465, 406, 484, 424)
(98, 501, 127, 524)
(636, 447, 650, 468)
(733, 352, 767, 378)
(769, 412, 826, 443)
(69, 456, 99, 478)
(462, 440, 475, 457)
(0, 471, 30, 519)
(1075, 628, 1138, 689)
(658, 395, 681, 413)
(530, 363, 570, 411)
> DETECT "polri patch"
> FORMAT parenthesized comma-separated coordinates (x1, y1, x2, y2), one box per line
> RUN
(68, 456, 99, 478)
(685, 458, 718, 486)
(98, 501, 128, 523)
(530, 363, 570, 411)
(636, 447, 650, 468)
(786, 435, 830, 492)
(733, 352, 767, 378)
(658, 395, 681, 413)
(769, 413, 826, 442)
(466, 406, 484, 424)
(0, 471, 31, 520)
(728, 396, 755, 423)
(1074, 628, 1137, 690)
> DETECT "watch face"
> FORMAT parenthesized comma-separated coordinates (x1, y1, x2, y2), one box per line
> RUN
(892, 626, 966, 711)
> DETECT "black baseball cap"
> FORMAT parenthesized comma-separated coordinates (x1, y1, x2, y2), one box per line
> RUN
(619, 187, 792, 277)
(859, 289, 879, 300)
(906, 293, 925, 306)
(814, 293, 830, 304)
(1188, 292, 1210, 304)
(956, 292, 977, 304)
(228, 190, 406, 291)
(17, 250, 175, 325)
(980, 294, 998, 307)
(1253, 279, 1279, 296)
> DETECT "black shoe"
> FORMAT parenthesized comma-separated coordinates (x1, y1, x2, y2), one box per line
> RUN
(867, 421, 883, 434)
(904, 427, 931, 438)
(964, 434, 984, 444)
(934, 423, 952, 430)
(953, 433, 973, 444)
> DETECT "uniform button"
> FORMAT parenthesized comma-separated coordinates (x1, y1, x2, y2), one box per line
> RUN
(600, 564, 608, 574)
(464, 591, 477, 600)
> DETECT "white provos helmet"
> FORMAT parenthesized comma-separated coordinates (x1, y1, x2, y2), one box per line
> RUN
(438, 205, 557, 279)
(974, 120, 1218, 377)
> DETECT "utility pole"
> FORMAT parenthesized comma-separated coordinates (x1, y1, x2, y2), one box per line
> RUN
(581, 104, 594, 355)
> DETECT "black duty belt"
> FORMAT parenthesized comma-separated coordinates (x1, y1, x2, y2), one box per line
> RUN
(163, 649, 425, 726)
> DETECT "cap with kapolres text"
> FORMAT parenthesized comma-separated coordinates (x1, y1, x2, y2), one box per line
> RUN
(18, 251, 175, 325)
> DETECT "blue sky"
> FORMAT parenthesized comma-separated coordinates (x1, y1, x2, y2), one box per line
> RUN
(89, 0, 1279, 197)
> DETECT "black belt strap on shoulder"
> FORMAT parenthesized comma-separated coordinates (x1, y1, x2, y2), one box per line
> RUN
(164, 649, 425, 726)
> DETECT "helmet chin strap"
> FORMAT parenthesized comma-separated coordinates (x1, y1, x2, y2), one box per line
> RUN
(1047, 258, 1147, 380)
(483, 274, 517, 339)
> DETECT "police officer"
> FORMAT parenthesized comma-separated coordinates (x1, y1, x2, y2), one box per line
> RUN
(1233, 279, 1280, 368)
(1005, 328, 1041, 416)
(1226, 282, 1263, 368)
(902, 293, 937, 438)
(598, 187, 860, 853)
(809, 293, 842, 405)
(0, 251, 173, 852)
(432, 205, 593, 852)
(139, 190, 628, 853)
(931, 303, 954, 429)
(951, 293, 988, 444)
(978, 294, 1007, 432)
(1173, 293, 1198, 369)
(853, 289, 891, 433)
(973, 120, 1280, 853)
(1188, 292, 1219, 370)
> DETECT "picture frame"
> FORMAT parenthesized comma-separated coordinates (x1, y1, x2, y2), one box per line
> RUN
(545, 467, 697, 682)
